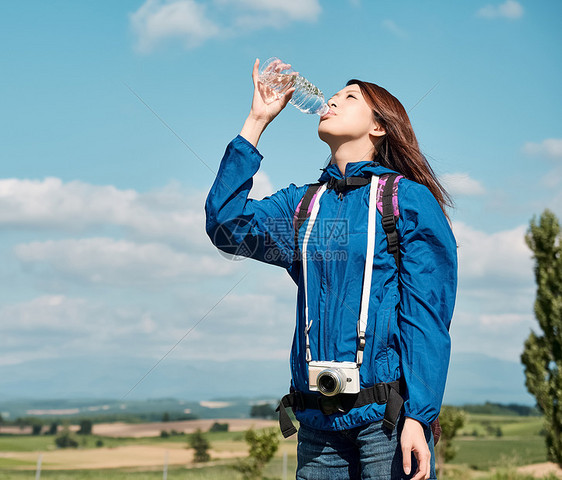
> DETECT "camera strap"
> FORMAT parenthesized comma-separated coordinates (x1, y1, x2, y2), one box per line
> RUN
(301, 175, 379, 366)
(357, 173, 379, 365)
(301, 182, 328, 362)
(276, 378, 405, 438)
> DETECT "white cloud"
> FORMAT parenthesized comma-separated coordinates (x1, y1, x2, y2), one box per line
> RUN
(450, 311, 536, 362)
(0, 295, 89, 332)
(0, 175, 276, 247)
(381, 19, 408, 39)
(14, 238, 234, 286)
(130, 0, 220, 53)
(0, 175, 283, 288)
(441, 173, 485, 196)
(0, 178, 207, 248)
(453, 222, 533, 287)
(0, 282, 297, 367)
(249, 170, 275, 199)
(448, 222, 537, 362)
(477, 0, 524, 20)
(522, 138, 562, 160)
(224, 0, 321, 21)
(0, 295, 170, 365)
(479, 313, 532, 329)
(522, 138, 562, 188)
(130, 0, 321, 51)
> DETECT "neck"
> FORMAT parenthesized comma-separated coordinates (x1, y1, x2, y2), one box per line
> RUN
(329, 139, 376, 176)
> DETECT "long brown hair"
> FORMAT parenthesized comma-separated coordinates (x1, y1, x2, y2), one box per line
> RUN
(346, 79, 453, 217)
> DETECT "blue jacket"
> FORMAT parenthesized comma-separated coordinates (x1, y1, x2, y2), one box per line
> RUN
(205, 135, 457, 431)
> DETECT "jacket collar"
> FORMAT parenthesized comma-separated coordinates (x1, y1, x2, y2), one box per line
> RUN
(318, 159, 397, 183)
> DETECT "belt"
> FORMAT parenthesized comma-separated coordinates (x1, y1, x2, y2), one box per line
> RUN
(276, 378, 405, 438)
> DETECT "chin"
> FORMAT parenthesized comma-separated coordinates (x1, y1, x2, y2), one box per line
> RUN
(317, 125, 334, 144)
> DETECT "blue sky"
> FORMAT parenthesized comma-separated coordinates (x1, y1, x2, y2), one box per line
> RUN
(0, 0, 561, 406)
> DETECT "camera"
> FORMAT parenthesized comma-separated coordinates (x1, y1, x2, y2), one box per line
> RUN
(308, 361, 360, 396)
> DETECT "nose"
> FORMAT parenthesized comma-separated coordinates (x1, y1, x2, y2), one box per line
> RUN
(328, 99, 337, 108)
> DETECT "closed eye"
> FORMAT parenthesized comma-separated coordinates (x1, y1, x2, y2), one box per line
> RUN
(347, 94, 356, 99)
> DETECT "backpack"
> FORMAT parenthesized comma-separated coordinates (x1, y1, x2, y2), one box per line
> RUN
(292, 173, 442, 445)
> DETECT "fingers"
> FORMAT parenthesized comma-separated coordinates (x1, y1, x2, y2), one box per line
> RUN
(279, 87, 295, 108)
(410, 448, 431, 480)
(401, 441, 412, 476)
(401, 423, 431, 480)
(405, 448, 431, 480)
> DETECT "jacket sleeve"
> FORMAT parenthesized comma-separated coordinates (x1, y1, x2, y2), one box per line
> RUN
(397, 181, 458, 429)
(205, 135, 299, 269)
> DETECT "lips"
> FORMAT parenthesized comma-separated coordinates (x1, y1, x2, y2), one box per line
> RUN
(320, 109, 336, 121)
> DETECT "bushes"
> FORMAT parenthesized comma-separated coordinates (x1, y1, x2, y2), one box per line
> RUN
(55, 428, 79, 449)
(232, 428, 279, 480)
(209, 422, 229, 433)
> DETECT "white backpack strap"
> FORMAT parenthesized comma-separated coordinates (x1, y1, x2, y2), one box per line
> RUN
(302, 183, 327, 363)
(357, 175, 379, 365)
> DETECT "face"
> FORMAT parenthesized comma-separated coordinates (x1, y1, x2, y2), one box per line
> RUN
(318, 85, 384, 146)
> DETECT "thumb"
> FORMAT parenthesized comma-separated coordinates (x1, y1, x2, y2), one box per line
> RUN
(251, 58, 260, 87)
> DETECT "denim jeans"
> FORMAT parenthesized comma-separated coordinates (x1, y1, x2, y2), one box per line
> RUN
(296, 412, 436, 480)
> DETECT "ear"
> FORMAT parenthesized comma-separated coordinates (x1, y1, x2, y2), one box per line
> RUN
(370, 121, 386, 138)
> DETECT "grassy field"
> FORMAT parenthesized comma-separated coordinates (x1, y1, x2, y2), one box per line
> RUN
(0, 414, 559, 480)
(448, 414, 547, 471)
(0, 465, 260, 479)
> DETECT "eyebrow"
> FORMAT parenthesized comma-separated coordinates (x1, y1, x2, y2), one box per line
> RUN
(330, 89, 361, 98)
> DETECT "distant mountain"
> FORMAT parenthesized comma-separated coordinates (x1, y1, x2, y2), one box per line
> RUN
(0, 355, 291, 401)
(0, 396, 276, 422)
(444, 351, 536, 406)
(0, 351, 536, 409)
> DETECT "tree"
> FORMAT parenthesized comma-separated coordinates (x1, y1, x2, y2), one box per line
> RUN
(233, 428, 279, 480)
(521, 209, 562, 466)
(29, 418, 43, 436)
(189, 428, 211, 463)
(434, 406, 465, 476)
(77, 419, 92, 435)
(47, 422, 59, 435)
(250, 403, 276, 419)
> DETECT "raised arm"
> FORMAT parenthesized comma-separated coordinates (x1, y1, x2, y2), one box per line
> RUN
(240, 58, 295, 147)
(205, 136, 301, 269)
(205, 59, 300, 270)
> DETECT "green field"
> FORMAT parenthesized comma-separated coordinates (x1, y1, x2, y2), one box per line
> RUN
(449, 414, 548, 471)
(0, 466, 258, 479)
(0, 430, 246, 452)
(0, 414, 558, 480)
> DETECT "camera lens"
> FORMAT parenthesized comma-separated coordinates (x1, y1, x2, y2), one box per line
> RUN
(317, 368, 346, 396)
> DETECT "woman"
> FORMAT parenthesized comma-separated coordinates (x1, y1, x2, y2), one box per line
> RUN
(205, 59, 457, 480)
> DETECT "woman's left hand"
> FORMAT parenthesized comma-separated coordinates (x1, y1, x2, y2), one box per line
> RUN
(401, 417, 431, 480)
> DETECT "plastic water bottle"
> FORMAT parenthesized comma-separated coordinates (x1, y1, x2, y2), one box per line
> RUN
(258, 57, 330, 116)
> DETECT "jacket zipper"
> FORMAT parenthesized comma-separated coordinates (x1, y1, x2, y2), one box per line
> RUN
(323, 191, 344, 358)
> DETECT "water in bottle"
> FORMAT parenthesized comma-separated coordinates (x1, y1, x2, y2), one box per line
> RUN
(258, 57, 330, 117)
